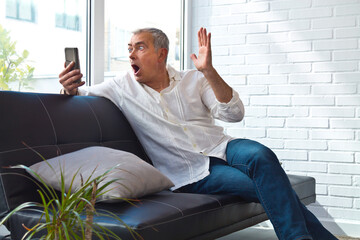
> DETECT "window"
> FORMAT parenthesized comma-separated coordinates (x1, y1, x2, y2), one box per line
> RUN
(0, 0, 184, 92)
(104, 0, 182, 78)
(55, 0, 82, 31)
(0, 0, 87, 93)
(6, 0, 36, 23)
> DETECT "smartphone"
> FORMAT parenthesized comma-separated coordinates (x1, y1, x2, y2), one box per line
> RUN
(65, 47, 81, 83)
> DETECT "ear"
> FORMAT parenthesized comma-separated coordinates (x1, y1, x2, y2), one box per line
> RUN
(157, 48, 168, 63)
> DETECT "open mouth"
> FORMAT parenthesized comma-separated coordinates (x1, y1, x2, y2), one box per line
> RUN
(131, 64, 140, 75)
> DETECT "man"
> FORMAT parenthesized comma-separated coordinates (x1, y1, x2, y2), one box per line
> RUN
(59, 27, 337, 240)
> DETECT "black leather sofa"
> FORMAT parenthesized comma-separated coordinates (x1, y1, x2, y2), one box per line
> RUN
(0, 91, 316, 239)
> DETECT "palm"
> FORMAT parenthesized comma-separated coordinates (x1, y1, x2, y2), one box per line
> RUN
(191, 28, 212, 72)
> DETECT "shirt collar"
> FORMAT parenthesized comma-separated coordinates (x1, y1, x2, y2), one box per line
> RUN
(141, 65, 180, 96)
(166, 64, 181, 82)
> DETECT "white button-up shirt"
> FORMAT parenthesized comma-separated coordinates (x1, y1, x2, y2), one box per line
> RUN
(78, 65, 244, 190)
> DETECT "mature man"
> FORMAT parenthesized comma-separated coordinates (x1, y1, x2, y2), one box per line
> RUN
(59, 28, 337, 240)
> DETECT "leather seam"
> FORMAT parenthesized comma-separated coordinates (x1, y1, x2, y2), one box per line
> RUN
(84, 99, 103, 143)
(0, 140, 138, 155)
(36, 94, 58, 147)
(203, 195, 222, 206)
(142, 199, 184, 216)
(0, 175, 10, 216)
(133, 202, 243, 230)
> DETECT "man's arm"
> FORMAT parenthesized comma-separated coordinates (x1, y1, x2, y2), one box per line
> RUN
(59, 61, 85, 95)
(190, 27, 232, 103)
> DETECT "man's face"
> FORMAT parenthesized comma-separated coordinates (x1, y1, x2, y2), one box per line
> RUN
(128, 32, 161, 83)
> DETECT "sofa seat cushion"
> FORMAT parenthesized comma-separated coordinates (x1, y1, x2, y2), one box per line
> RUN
(7, 174, 315, 240)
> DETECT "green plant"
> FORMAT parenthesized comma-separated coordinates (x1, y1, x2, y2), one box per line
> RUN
(0, 148, 142, 240)
(0, 24, 35, 91)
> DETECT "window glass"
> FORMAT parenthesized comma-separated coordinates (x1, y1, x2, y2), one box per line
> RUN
(6, 0, 36, 22)
(0, 0, 87, 93)
(5, 0, 17, 19)
(55, 0, 82, 31)
(19, 0, 34, 22)
(104, 0, 181, 79)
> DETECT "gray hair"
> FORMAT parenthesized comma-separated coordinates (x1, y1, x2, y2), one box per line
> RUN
(132, 28, 169, 63)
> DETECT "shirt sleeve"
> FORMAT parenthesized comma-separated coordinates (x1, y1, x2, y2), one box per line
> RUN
(77, 77, 124, 107)
(200, 76, 245, 122)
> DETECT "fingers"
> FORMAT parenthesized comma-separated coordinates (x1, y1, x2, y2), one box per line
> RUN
(59, 61, 84, 93)
(59, 70, 83, 85)
(207, 32, 211, 49)
(198, 28, 205, 46)
(190, 53, 198, 62)
(59, 61, 75, 78)
(60, 77, 84, 95)
(198, 27, 211, 47)
(203, 28, 207, 46)
(59, 72, 83, 89)
(197, 29, 202, 48)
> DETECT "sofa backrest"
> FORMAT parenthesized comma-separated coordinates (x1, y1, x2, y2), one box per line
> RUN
(0, 91, 150, 217)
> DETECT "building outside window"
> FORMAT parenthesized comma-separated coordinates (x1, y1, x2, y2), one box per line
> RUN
(6, 0, 37, 23)
(55, 0, 81, 32)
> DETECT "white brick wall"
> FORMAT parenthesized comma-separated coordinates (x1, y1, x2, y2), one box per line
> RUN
(190, 0, 360, 237)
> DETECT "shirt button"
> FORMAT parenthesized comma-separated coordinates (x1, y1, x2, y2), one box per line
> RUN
(193, 143, 197, 148)
(183, 127, 187, 131)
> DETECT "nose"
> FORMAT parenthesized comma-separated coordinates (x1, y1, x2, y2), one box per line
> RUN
(129, 49, 136, 60)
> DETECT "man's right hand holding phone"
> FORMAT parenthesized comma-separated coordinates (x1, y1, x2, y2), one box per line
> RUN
(59, 61, 85, 95)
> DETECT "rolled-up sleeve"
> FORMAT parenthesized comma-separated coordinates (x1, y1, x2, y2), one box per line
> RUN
(211, 89, 244, 122)
(201, 78, 245, 122)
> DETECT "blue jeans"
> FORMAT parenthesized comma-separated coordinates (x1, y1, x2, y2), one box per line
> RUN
(179, 139, 337, 240)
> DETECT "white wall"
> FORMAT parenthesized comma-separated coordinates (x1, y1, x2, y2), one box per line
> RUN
(190, 0, 360, 237)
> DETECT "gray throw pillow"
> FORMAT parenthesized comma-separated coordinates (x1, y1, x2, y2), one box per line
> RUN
(28, 146, 174, 202)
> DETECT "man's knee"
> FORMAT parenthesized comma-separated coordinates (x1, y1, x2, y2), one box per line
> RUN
(227, 139, 279, 166)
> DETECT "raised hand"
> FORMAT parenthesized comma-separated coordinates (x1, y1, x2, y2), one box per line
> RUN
(190, 27, 213, 73)
(190, 27, 233, 103)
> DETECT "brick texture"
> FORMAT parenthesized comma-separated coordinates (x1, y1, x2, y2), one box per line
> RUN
(191, 0, 360, 234)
